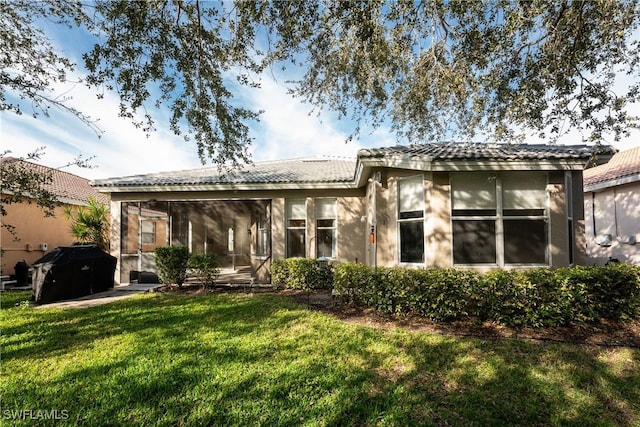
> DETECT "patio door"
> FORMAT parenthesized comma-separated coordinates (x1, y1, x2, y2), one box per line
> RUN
(120, 201, 169, 283)
(138, 205, 170, 274)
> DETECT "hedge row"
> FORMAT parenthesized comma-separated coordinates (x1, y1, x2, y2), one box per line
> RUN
(271, 258, 333, 291)
(332, 263, 640, 327)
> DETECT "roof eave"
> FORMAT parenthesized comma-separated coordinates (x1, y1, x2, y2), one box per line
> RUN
(584, 173, 640, 192)
(358, 155, 588, 172)
(93, 181, 358, 193)
(430, 159, 590, 171)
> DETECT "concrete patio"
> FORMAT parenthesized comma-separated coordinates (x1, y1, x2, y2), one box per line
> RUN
(34, 282, 162, 309)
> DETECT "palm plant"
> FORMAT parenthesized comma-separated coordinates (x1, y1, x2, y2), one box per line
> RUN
(64, 197, 110, 250)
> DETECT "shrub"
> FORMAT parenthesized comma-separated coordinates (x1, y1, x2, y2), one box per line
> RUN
(188, 253, 219, 288)
(154, 246, 189, 287)
(271, 258, 333, 290)
(332, 262, 378, 306)
(333, 262, 640, 327)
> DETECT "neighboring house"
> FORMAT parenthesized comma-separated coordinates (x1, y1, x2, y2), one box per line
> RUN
(584, 146, 640, 265)
(91, 142, 615, 285)
(0, 158, 109, 275)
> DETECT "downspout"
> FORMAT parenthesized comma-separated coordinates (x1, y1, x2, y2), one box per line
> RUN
(591, 192, 596, 236)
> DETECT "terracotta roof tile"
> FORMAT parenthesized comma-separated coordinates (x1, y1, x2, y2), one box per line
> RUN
(583, 146, 640, 188)
(0, 157, 109, 205)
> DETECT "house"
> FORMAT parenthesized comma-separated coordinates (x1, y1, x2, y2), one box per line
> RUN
(584, 146, 640, 265)
(0, 158, 109, 276)
(91, 142, 615, 285)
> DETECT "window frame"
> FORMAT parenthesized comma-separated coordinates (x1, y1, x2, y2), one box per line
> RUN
(397, 175, 425, 265)
(315, 198, 337, 259)
(451, 172, 550, 267)
(286, 199, 307, 258)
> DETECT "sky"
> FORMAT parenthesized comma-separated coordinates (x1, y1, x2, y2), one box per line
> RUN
(1, 12, 638, 181)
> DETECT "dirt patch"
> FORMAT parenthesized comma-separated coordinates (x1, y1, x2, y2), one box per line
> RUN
(158, 285, 640, 348)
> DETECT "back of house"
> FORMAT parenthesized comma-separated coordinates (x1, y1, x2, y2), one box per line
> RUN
(91, 142, 615, 285)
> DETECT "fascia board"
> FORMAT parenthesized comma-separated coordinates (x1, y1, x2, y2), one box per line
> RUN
(354, 160, 370, 187)
(358, 156, 433, 171)
(94, 181, 358, 193)
(358, 156, 586, 172)
(584, 173, 640, 193)
(429, 160, 587, 171)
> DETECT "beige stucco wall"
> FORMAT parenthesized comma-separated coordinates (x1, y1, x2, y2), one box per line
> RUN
(430, 172, 453, 268)
(585, 180, 640, 265)
(1, 202, 75, 275)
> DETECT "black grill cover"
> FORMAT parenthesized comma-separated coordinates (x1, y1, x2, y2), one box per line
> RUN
(32, 245, 117, 304)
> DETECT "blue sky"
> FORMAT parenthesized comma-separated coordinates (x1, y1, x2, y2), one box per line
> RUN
(1, 13, 638, 181)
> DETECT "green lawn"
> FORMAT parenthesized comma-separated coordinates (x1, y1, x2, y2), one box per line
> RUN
(1, 290, 639, 426)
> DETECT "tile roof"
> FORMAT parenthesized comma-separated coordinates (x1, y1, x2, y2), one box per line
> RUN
(1, 157, 108, 205)
(91, 158, 357, 188)
(583, 145, 640, 188)
(358, 142, 613, 161)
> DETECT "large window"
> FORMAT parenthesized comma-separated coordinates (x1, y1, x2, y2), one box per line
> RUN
(451, 172, 548, 266)
(286, 199, 306, 258)
(316, 198, 337, 258)
(398, 175, 425, 263)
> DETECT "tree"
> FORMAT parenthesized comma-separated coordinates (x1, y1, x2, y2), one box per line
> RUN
(63, 197, 110, 251)
(2, 0, 639, 169)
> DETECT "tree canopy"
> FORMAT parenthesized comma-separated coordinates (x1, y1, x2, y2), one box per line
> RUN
(2, 0, 639, 167)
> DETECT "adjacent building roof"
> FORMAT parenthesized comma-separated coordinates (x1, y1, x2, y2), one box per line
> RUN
(583, 145, 640, 192)
(0, 157, 108, 205)
(91, 158, 357, 190)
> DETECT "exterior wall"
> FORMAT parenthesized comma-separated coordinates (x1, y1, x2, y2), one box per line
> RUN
(584, 180, 640, 265)
(1, 201, 75, 275)
(430, 172, 452, 268)
(337, 196, 367, 263)
(548, 172, 569, 268)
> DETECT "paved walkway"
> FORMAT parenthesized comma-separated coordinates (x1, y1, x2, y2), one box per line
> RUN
(35, 283, 162, 309)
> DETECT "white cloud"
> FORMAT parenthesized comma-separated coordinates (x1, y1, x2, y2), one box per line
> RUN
(1, 80, 202, 180)
(244, 76, 370, 161)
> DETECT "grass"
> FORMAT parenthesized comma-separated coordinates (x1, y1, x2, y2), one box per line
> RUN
(1, 290, 639, 426)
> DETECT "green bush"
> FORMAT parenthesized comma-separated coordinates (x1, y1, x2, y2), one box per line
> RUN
(332, 262, 640, 327)
(332, 262, 378, 305)
(188, 253, 220, 288)
(154, 246, 190, 287)
(271, 258, 333, 290)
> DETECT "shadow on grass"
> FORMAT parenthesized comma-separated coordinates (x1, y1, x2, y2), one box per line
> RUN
(1, 292, 639, 426)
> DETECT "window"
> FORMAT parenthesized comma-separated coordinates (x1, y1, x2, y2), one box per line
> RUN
(451, 172, 548, 266)
(286, 199, 306, 258)
(141, 220, 156, 244)
(316, 198, 337, 258)
(398, 176, 425, 263)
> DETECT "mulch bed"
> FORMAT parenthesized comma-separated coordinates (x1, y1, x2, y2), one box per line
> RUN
(157, 284, 640, 348)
